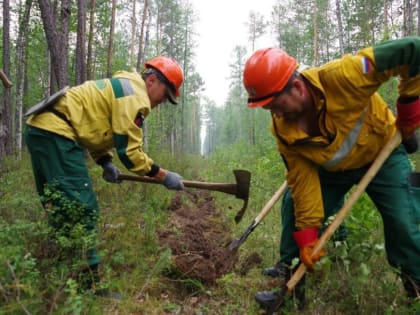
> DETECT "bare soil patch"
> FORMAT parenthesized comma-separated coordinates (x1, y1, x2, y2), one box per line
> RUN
(158, 190, 262, 284)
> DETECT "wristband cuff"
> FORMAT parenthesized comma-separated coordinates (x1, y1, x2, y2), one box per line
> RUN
(293, 227, 318, 247)
(397, 98, 420, 119)
(397, 96, 419, 104)
(146, 164, 160, 177)
(97, 156, 112, 166)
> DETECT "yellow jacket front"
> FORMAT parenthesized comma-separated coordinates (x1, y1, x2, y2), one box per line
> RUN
(271, 37, 420, 229)
(27, 70, 155, 175)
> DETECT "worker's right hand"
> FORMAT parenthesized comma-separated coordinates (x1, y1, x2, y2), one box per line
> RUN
(101, 161, 122, 183)
(162, 171, 184, 190)
(396, 97, 420, 140)
(293, 227, 325, 271)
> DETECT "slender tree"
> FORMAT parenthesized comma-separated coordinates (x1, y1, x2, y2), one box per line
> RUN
(313, 0, 319, 65)
(15, 0, 33, 152)
(86, 0, 96, 80)
(136, 0, 149, 71)
(1, 0, 13, 157)
(335, 0, 345, 55)
(418, 0, 420, 35)
(130, 0, 137, 69)
(75, 0, 87, 85)
(247, 11, 267, 52)
(107, 0, 116, 77)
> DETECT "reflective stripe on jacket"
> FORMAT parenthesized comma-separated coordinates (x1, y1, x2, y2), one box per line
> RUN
(26, 71, 155, 175)
(271, 37, 420, 229)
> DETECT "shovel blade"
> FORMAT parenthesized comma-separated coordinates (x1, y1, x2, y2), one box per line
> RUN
(227, 238, 241, 252)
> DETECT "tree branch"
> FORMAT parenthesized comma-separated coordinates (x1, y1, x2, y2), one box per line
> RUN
(0, 69, 13, 88)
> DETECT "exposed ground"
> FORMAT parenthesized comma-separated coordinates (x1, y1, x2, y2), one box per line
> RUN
(158, 190, 262, 284)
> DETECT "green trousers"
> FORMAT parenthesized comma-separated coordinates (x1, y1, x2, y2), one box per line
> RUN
(279, 145, 420, 282)
(24, 125, 100, 266)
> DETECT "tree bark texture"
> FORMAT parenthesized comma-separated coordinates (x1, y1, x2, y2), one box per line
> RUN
(107, 0, 116, 78)
(14, 0, 33, 152)
(136, 0, 149, 71)
(76, 0, 87, 85)
(37, 0, 71, 90)
(1, 0, 13, 157)
(86, 0, 96, 80)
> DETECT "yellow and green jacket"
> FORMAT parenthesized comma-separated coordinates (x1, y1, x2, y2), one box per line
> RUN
(27, 70, 155, 175)
(271, 37, 420, 230)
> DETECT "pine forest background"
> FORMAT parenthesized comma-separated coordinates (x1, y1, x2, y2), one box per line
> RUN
(0, 0, 418, 157)
(1, 0, 420, 314)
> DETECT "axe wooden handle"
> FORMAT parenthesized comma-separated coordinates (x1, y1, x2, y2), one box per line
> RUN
(287, 131, 402, 291)
(118, 173, 237, 195)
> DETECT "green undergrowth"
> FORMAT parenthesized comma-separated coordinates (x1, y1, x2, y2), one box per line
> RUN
(1, 145, 420, 314)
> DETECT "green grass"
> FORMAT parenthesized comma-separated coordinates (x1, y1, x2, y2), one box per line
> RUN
(1, 148, 420, 314)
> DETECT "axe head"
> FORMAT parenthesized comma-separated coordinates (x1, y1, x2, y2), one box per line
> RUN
(233, 169, 251, 223)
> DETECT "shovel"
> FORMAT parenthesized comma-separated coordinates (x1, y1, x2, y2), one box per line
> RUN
(118, 169, 251, 223)
(227, 180, 287, 254)
(265, 131, 402, 315)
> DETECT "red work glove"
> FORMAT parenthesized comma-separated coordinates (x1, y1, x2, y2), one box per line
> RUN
(396, 97, 420, 140)
(293, 227, 325, 270)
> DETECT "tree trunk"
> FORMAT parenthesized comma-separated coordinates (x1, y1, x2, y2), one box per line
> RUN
(335, 0, 344, 54)
(76, 0, 87, 85)
(403, 0, 414, 36)
(107, 0, 116, 78)
(87, 0, 96, 80)
(38, 0, 71, 90)
(130, 0, 136, 69)
(136, 0, 149, 71)
(417, 0, 420, 35)
(1, 0, 13, 157)
(15, 0, 33, 154)
(313, 0, 318, 65)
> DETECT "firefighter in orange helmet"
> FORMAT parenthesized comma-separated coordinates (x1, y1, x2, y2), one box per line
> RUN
(243, 38, 420, 312)
(24, 56, 184, 296)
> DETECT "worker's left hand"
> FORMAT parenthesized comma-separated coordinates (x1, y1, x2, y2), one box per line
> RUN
(162, 171, 184, 190)
(293, 227, 325, 271)
(396, 97, 420, 140)
(101, 161, 122, 183)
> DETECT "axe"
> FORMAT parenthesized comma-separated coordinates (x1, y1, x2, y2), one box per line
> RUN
(118, 169, 251, 223)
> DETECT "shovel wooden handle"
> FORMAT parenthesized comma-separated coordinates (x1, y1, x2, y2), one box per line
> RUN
(287, 131, 402, 291)
(255, 180, 288, 223)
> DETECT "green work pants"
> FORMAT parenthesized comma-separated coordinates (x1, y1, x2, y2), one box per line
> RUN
(24, 125, 100, 266)
(279, 145, 420, 282)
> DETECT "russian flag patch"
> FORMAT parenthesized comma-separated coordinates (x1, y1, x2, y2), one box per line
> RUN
(361, 57, 372, 74)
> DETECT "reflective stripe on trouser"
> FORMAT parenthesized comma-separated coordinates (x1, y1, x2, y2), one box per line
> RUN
(279, 145, 420, 282)
(24, 125, 100, 266)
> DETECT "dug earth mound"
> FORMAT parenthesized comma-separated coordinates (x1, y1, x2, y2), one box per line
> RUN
(158, 190, 262, 283)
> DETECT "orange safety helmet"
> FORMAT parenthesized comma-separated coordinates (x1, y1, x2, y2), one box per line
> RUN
(144, 56, 184, 104)
(243, 47, 298, 108)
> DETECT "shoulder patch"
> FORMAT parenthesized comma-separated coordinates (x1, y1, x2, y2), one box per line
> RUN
(95, 79, 107, 90)
(134, 113, 145, 128)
